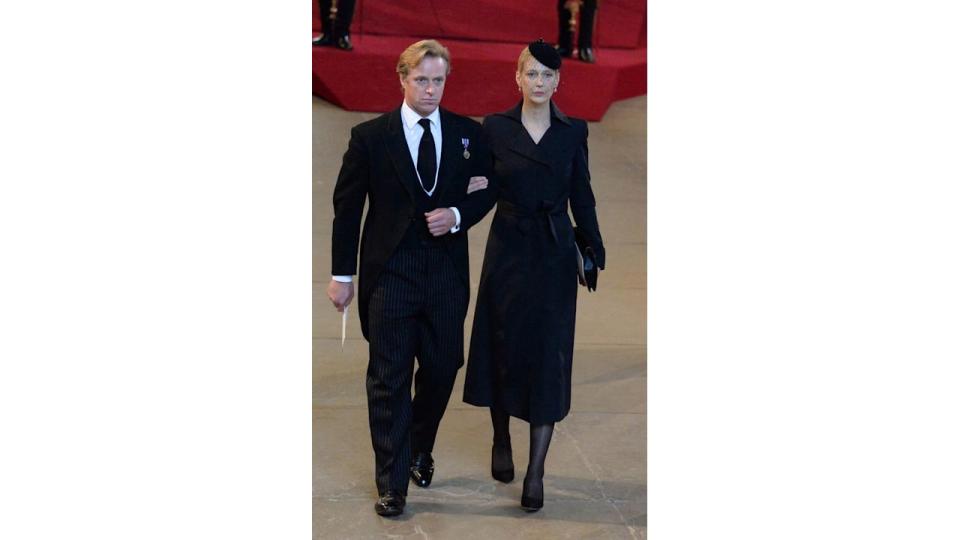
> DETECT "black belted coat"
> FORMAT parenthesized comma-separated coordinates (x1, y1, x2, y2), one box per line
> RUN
(464, 102, 605, 424)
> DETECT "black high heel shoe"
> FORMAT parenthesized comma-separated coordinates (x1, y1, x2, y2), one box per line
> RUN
(491, 442, 514, 483)
(520, 476, 544, 511)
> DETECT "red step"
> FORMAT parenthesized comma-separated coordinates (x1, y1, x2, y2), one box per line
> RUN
(312, 0, 646, 49)
(311, 0, 647, 49)
(313, 34, 646, 121)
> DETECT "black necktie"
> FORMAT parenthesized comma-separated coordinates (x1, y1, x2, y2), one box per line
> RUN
(417, 118, 437, 194)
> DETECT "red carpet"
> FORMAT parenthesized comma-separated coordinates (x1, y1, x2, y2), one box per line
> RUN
(312, 1, 646, 121)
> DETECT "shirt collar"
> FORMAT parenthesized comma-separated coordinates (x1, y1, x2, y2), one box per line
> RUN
(401, 101, 441, 131)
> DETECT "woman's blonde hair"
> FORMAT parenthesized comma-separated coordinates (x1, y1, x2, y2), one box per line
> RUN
(517, 46, 534, 73)
(397, 39, 452, 78)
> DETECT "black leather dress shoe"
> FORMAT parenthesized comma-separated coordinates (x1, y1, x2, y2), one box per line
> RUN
(491, 443, 514, 483)
(578, 47, 596, 63)
(312, 34, 332, 47)
(556, 44, 572, 58)
(410, 452, 434, 487)
(520, 476, 544, 512)
(336, 34, 353, 51)
(374, 490, 405, 517)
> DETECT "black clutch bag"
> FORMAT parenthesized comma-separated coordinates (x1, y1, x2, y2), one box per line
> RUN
(574, 227, 598, 292)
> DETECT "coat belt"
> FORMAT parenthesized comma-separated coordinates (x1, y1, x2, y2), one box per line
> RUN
(497, 200, 567, 245)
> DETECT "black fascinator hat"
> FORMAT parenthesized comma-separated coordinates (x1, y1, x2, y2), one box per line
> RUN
(528, 38, 562, 70)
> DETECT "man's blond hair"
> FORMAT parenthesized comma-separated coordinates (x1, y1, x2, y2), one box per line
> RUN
(397, 39, 452, 78)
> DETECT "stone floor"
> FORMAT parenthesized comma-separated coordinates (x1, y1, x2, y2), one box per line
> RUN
(313, 96, 646, 539)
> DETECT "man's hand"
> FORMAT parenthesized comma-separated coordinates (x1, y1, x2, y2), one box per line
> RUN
(425, 208, 457, 236)
(327, 279, 354, 312)
(467, 175, 488, 194)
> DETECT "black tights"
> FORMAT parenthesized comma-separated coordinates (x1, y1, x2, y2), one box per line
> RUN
(491, 406, 511, 446)
(526, 423, 555, 480)
(490, 407, 555, 479)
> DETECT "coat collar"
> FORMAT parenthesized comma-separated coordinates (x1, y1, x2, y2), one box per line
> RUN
(495, 100, 572, 169)
(498, 99, 573, 126)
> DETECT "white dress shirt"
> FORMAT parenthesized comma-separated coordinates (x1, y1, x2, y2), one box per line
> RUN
(333, 102, 461, 283)
(400, 101, 442, 195)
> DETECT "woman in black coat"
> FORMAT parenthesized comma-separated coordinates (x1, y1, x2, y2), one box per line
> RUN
(463, 40, 605, 511)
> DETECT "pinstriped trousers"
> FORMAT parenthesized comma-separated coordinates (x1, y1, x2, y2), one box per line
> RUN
(365, 245, 468, 496)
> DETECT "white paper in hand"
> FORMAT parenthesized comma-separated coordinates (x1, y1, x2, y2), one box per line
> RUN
(341, 306, 348, 350)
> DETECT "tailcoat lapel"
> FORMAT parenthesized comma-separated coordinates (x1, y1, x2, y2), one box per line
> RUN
(434, 108, 462, 201)
(382, 108, 422, 203)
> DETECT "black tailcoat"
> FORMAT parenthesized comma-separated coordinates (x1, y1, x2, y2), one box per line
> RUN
(331, 107, 495, 340)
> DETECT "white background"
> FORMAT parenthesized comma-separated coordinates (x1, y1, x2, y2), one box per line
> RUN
(1, 1, 959, 538)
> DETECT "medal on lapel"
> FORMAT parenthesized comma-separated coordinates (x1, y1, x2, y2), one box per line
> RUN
(461, 137, 471, 159)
